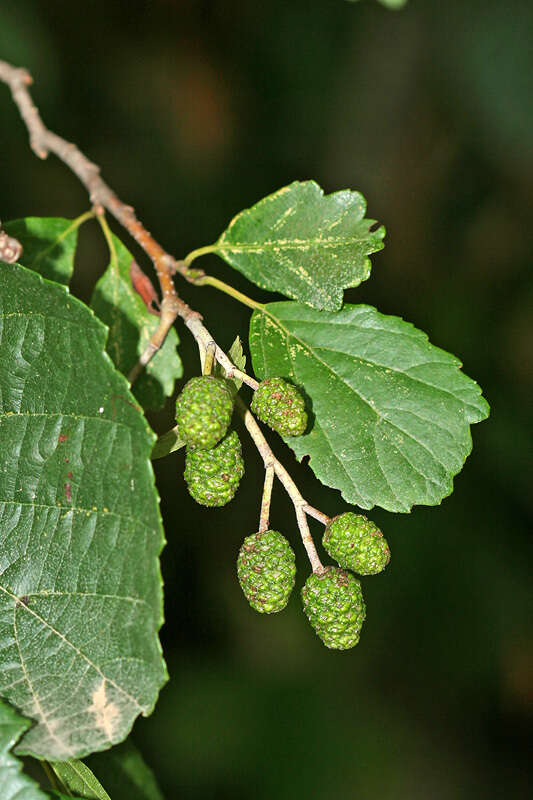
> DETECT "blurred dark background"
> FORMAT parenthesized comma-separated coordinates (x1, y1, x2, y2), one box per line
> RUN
(1, 0, 531, 797)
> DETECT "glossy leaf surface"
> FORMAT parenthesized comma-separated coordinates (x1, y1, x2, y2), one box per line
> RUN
(250, 302, 489, 512)
(207, 181, 384, 311)
(3, 217, 81, 284)
(0, 264, 167, 759)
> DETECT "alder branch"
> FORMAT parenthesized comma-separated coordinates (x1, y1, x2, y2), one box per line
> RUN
(0, 58, 199, 377)
(235, 398, 325, 574)
(258, 466, 275, 533)
(302, 504, 330, 526)
(0, 58, 328, 572)
(186, 314, 259, 390)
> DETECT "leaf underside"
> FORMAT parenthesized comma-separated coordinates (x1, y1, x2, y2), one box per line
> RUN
(250, 302, 489, 513)
(213, 180, 385, 311)
(91, 233, 182, 411)
(0, 699, 81, 799)
(0, 264, 167, 760)
(3, 217, 80, 285)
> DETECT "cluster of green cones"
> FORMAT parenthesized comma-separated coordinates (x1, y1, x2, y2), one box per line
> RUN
(237, 513, 390, 650)
(175, 374, 307, 507)
(175, 373, 390, 649)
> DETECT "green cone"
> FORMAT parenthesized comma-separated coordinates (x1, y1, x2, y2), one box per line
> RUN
(184, 430, 244, 506)
(251, 377, 307, 436)
(323, 512, 390, 576)
(301, 567, 365, 650)
(176, 375, 234, 450)
(237, 530, 296, 613)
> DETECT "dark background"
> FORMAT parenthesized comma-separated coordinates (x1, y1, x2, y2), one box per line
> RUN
(1, 1, 532, 797)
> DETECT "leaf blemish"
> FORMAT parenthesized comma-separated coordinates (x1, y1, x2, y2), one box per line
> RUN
(89, 679, 120, 741)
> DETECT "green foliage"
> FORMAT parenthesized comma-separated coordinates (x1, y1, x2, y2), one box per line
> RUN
(323, 513, 390, 575)
(249, 302, 489, 512)
(85, 741, 165, 800)
(91, 230, 182, 411)
(151, 425, 186, 460)
(237, 530, 296, 613)
(214, 335, 246, 393)
(184, 430, 244, 507)
(347, 0, 407, 7)
(50, 760, 111, 800)
(194, 181, 385, 311)
(0, 699, 81, 799)
(251, 377, 307, 436)
(175, 375, 234, 450)
(301, 568, 366, 650)
(376, 0, 407, 8)
(0, 264, 166, 760)
(0, 0, 495, 786)
(3, 216, 81, 284)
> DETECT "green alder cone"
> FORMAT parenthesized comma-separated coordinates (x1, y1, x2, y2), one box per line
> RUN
(323, 512, 391, 576)
(301, 567, 366, 650)
(176, 375, 234, 449)
(184, 430, 244, 506)
(237, 530, 296, 613)
(251, 377, 307, 436)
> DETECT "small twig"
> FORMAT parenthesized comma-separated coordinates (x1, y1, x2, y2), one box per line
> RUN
(1, 58, 331, 571)
(302, 504, 331, 526)
(185, 314, 259, 390)
(235, 397, 324, 573)
(226, 367, 258, 391)
(202, 341, 216, 376)
(0, 59, 191, 379)
(40, 761, 60, 793)
(258, 466, 275, 533)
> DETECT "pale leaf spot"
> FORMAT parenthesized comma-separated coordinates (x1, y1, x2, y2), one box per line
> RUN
(89, 679, 120, 740)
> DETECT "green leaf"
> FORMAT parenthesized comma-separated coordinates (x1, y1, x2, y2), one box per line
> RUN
(0, 699, 81, 799)
(347, 0, 407, 7)
(3, 217, 83, 285)
(151, 426, 186, 460)
(249, 302, 489, 512)
(201, 180, 385, 311)
(377, 0, 407, 8)
(91, 231, 182, 410)
(0, 263, 167, 760)
(50, 760, 111, 800)
(86, 740, 165, 800)
(214, 335, 247, 393)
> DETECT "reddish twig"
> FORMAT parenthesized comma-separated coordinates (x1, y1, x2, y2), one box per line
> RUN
(1, 58, 331, 572)
(0, 59, 196, 378)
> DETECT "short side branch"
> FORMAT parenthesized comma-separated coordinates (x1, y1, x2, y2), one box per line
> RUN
(258, 466, 275, 533)
(1, 59, 331, 570)
(0, 59, 190, 378)
(235, 398, 324, 574)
